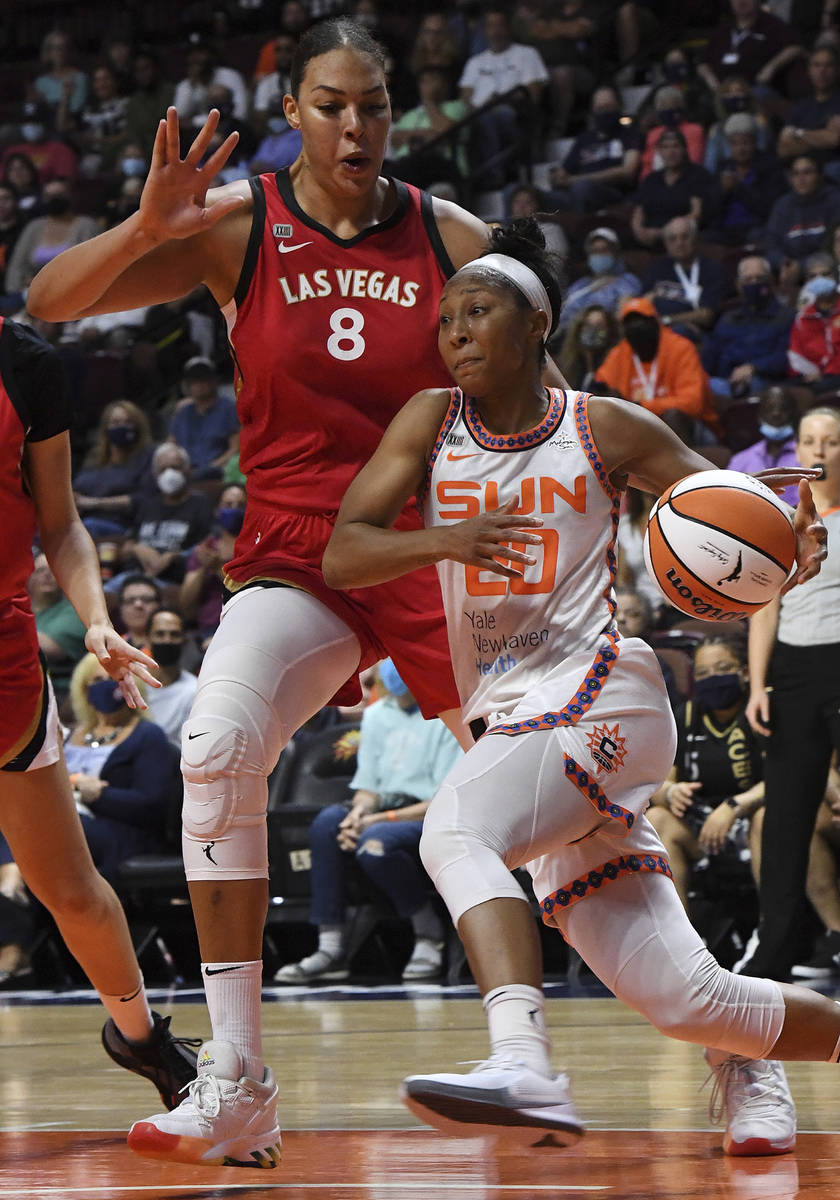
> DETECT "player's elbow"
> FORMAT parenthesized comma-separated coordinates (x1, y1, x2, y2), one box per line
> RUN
(322, 533, 353, 590)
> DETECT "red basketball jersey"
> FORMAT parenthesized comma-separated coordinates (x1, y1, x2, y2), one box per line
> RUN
(222, 171, 454, 517)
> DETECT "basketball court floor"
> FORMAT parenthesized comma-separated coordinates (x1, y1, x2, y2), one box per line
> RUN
(2, 975, 839, 1198)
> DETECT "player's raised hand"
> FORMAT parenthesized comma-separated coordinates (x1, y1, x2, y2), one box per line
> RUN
(138, 107, 246, 241)
(85, 623, 161, 710)
(445, 496, 545, 580)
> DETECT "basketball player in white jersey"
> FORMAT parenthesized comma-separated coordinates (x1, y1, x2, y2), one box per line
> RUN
(324, 218, 837, 1154)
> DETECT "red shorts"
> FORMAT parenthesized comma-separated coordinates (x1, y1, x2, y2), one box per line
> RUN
(225, 502, 460, 718)
(0, 594, 50, 768)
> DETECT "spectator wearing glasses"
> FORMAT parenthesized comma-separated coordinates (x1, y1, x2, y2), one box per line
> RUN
(116, 576, 161, 650)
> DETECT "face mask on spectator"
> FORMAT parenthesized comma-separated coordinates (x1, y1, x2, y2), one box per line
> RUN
(121, 157, 146, 177)
(593, 111, 621, 136)
(21, 123, 45, 142)
(664, 62, 688, 83)
(759, 421, 795, 442)
(580, 324, 608, 349)
(150, 640, 182, 667)
(722, 95, 748, 114)
(107, 424, 138, 448)
(657, 107, 682, 128)
(623, 316, 660, 361)
(44, 193, 71, 217)
(378, 657, 409, 698)
(267, 116, 289, 134)
(217, 506, 245, 535)
(693, 673, 744, 710)
(87, 678, 125, 714)
(588, 252, 616, 276)
(741, 281, 771, 308)
(157, 467, 187, 495)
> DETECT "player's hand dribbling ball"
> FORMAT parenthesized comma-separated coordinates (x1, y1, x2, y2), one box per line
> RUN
(643, 470, 796, 622)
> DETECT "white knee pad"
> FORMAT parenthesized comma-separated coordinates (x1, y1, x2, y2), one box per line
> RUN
(420, 785, 530, 926)
(181, 713, 269, 882)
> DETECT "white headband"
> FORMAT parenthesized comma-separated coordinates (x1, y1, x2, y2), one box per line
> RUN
(458, 252, 553, 334)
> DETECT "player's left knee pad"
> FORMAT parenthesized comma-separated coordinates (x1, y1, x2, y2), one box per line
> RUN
(613, 940, 784, 1060)
(181, 713, 269, 882)
(419, 785, 529, 926)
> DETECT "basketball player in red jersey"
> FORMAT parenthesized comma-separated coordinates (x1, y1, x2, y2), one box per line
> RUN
(0, 317, 199, 1112)
(27, 19, 562, 1167)
(325, 220, 836, 1155)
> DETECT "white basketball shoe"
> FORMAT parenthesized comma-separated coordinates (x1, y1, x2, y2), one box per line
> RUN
(704, 1048, 796, 1156)
(127, 1040, 282, 1167)
(400, 1056, 585, 1146)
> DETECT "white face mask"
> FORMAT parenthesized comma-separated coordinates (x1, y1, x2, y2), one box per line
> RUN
(157, 467, 187, 495)
(21, 123, 45, 142)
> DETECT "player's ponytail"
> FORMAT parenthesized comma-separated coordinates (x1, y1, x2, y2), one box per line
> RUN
(487, 218, 563, 339)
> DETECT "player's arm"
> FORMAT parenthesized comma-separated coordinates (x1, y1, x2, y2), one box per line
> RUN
(746, 595, 780, 736)
(325, 390, 545, 590)
(588, 394, 715, 496)
(27, 108, 248, 320)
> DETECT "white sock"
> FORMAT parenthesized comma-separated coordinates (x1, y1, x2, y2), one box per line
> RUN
(484, 983, 553, 1077)
(202, 960, 263, 1080)
(317, 925, 344, 958)
(100, 977, 154, 1044)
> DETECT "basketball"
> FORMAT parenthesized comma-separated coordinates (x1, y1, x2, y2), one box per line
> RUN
(643, 469, 796, 622)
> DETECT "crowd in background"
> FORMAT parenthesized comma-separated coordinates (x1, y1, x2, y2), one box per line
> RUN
(2, 0, 840, 987)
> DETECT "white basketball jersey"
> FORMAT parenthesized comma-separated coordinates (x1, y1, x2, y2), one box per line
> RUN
(424, 388, 621, 724)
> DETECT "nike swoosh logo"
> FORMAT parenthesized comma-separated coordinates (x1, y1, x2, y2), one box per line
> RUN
(277, 240, 313, 254)
(204, 964, 248, 976)
(446, 451, 480, 461)
(120, 983, 143, 1003)
(188, 731, 209, 740)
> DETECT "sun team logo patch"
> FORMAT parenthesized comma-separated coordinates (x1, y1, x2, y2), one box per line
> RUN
(585, 722, 628, 774)
(272, 223, 293, 238)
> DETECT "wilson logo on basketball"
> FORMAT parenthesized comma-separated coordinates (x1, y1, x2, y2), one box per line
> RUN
(586, 722, 628, 774)
(663, 568, 749, 621)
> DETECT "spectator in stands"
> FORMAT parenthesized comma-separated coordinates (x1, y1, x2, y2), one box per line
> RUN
(704, 76, 773, 174)
(33, 29, 89, 121)
(144, 608, 198, 750)
(274, 660, 462, 985)
(727, 385, 801, 506)
(797, 250, 839, 308)
(249, 97, 303, 173)
(116, 575, 161, 649)
(594, 296, 720, 443)
(712, 112, 787, 244)
(388, 66, 469, 188)
(1, 154, 42, 216)
(697, 0, 802, 99)
(58, 653, 172, 885)
(557, 226, 640, 333)
(631, 129, 719, 248)
(180, 484, 246, 646)
(641, 215, 726, 341)
(120, 443, 213, 586)
(777, 44, 840, 173)
(556, 303, 620, 391)
(168, 357, 240, 479)
(252, 33, 298, 134)
(639, 85, 706, 179)
(4, 178, 97, 300)
(28, 552, 87, 704)
(124, 48, 174, 158)
(505, 185, 568, 259)
(458, 7, 548, 189)
(614, 486, 664, 621)
(647, 636, 765, 910)
(252, 0, 311, 79)
(407, 12, 462, 78)
(74, 63, 129, 177)
(516, 0, 599, 137)
(790, 763, 840, 979)
(173, 42, 249, 131)
(0, 103, 79, 186)
(102, 34, 134, 98)
(547, 85, 642, 213)
(702, 256, 794, 401)
(0, 184, 24, 298)
(764, 154, 840, 271)
(73, 400, 153, 538)
(204, 84, 259, 177)
(614, 586, 683, 708)
(787, 272, 840, 391)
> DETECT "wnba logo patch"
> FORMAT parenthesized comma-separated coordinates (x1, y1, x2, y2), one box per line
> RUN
(586, 722, 627, 774)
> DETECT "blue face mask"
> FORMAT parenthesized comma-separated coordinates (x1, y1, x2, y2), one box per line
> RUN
(378, 658, 409, 698)
(588, 252, 616, 275)
(87, 679, 125, 715)
(217, 506, 244, 535)
(121, 157, 146, 177)
(759, 422, 795, 442)
(693, 673, 744, 711)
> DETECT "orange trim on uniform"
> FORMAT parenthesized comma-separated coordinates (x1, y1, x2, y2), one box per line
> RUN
(419, 388, 462, 506)
(540, 852, 673, 923)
